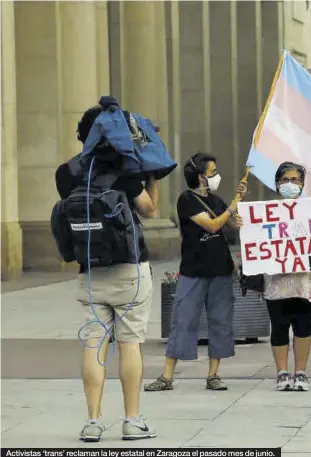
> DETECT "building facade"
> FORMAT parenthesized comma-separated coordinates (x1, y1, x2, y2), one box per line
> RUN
(1, 0, 311, 280)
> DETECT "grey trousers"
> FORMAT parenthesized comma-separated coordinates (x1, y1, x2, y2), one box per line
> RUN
(166, 275, 235, 360)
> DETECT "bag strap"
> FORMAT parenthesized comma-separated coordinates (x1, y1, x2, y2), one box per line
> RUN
(190, 191, 217, 219)
(189, 191, 239, 276)
(189, 190, 231, 244)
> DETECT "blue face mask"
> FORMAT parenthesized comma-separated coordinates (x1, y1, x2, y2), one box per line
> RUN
(279, 182, 301, 199)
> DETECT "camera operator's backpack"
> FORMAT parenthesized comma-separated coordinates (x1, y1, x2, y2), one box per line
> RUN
(51, 164, 144, 267)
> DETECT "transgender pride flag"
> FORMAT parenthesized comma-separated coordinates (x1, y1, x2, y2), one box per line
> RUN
(246, 50, 311, 197)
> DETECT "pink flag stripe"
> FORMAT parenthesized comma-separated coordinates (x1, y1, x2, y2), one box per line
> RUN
(306, 179, 311, 197)
(257, 127, 306, 166)
(264, 105, 311, 166)
(257, 127, 311, 197)
(273, 76, 311, 137)
(303, 172, 311, 197)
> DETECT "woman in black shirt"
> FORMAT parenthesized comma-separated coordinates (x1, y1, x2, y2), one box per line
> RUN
(145, 152, 246, 392)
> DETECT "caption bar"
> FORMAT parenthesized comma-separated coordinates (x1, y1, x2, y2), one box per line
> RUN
(1, 448, 282, 457)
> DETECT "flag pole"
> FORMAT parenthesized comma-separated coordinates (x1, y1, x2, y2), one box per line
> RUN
(239, 50, 286, 190)
(236, 167, 251, 200)
(253, 50, 285, 148)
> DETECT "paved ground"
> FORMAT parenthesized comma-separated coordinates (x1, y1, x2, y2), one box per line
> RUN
(1, 262, 311, 453)
(1, 377, 310, 453)
(1, 338, 286, 380)
(1, 260, 180, 341)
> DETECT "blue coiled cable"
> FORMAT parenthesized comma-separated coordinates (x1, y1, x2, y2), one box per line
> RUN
(77, 156, 140, 366)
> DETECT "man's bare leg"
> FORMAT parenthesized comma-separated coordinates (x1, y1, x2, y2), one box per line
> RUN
(82, 337, 110, 419)
(118, 342, 143, 418)
(118, 341, 157, 440)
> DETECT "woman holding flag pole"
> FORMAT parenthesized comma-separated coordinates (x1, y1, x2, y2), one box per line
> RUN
(144, 152, 248, 392)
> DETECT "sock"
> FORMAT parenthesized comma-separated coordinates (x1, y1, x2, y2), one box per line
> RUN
(88, 418, 101, 425)
(125, 415, 142, 424)
(277, 370, 289, 375)
(295, 370, 306, 375)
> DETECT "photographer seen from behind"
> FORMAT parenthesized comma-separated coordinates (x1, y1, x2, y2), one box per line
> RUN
(55, 104, 159, 442)
(144, 152, 247, 392)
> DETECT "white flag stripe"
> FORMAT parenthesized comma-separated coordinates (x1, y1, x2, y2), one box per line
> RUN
(262, 104, 311, 167)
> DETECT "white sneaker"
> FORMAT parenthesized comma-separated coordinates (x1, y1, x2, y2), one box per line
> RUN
(80, 419, 105, 442)
(293, 372, 309, 391)
(122, 415, 157, 440)
(276, 371, 292, 391)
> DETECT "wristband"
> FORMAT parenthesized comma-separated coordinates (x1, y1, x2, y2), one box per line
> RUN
(227, 207, 235, 216)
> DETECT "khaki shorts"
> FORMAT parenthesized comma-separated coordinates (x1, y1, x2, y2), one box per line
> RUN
(76, 261, 152, 343)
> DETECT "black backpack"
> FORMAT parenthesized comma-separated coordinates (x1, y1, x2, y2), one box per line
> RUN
(51, 165, 144, 267)
(238, 267, 264, 297)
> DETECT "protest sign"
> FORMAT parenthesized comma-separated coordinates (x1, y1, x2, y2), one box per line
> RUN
(238, 197, 311, 276)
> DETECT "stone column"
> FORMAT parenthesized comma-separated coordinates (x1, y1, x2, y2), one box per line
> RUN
(168, 0, 182, 220)
(119, 0, 171, 219)
(208, 1, 235, 201)
(261, 0, 282, 200)
(120, 1, 158, 115)
(236, 0, 260, 201)
(57, 1, 98, 161)
(1, 1, 23, 280)
(107, 1, 122, 102)
(96, 1, 110, 97)
(202, 0, 212, 153)
(14, 1, 62, 270)
(179, 2, 205, 162)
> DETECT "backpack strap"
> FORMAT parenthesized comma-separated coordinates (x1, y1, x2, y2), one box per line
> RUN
(80, 164, 121, 190)
(91, 172, 120, 190)
(67, 154, 82, 177)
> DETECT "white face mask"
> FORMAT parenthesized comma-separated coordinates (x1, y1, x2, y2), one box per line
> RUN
(279, 182, 301, 199)
(206, 173, 221, 193)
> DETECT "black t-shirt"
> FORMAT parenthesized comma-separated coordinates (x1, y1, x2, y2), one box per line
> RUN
(177, 190, 234, 278)
(113, 176, 149, 265)
(55, 163, 149, 266)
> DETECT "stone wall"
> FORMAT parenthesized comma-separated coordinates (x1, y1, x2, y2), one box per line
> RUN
(1, 1, 311, 278)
